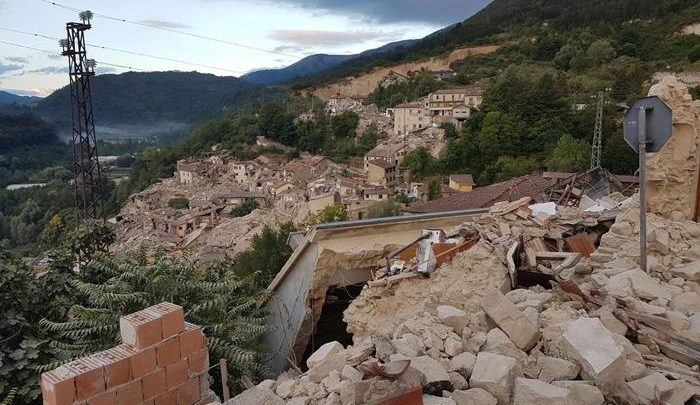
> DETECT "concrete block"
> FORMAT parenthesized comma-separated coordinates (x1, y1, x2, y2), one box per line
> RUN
(437, 305, 468, 332)
(562, 317, 625, 390)
(536, 356, 580, 382)
(450, 352, 476, 379)
(449, 372, 469, 390)
(512, 378, 569, 405)
(341, 365, 363, 383)
(626, 372, 675, 404)
(444, 337, 463, 357)
(479, 289, 540, 350)
(410, 356, 452, 394)
(228, 386, 284, 405)
(670, 292, 700, 314)
(608, 269, 675, 301)
(308, 352, 347, 383)
(451, 388, 497, 405)
(275, 379, 296, 398)
(469, 352, 518, 405)
(670, 260, 700, 281)
(306, 341, 344, 370)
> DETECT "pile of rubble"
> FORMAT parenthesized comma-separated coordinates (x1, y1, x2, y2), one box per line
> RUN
(225, 193, 699, 405)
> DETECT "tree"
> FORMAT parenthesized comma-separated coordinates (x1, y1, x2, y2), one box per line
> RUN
(41, 252, 269, 390)
(228, 222, 295, 284)
(301, 205, 348, 230)
(479, 156, 539, 184)
(367, 199, 401, 218)
(427, 179, 442, 201)
(230, 200, 259, 218)
(402, 148, 436, 180)
(586, 39, 616, 65)
(689, 44, 700, 63)
(439, 122, 458, 139)
(331, 111, 359, 139)
(168, 197, 189, 209)
(545, 135, 591, 172)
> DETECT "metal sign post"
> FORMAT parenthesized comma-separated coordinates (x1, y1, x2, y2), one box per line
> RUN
(638, 106, 648, 272)
(623, 96, 673, 273)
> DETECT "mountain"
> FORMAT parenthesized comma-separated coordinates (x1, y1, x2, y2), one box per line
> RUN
(241, 39, 419, 86)
(0, 90, 42, 106)
(301, 0, 700, 87)
(34, 71, 275, 129)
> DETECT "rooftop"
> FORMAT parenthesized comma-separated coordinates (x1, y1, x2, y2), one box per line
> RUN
(405, 175, 555, 213)
(432, 86, 483, 96)
(366, 143, 406, 158)
(450, 174, 474, 185)
(367, 159, 395, 170)
(394, 101, 425, 109)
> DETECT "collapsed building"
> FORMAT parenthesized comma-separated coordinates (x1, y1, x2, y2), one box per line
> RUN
(224, 75, 700, 404)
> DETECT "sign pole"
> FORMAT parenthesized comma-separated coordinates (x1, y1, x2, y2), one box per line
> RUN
(638, 106, 648, 273)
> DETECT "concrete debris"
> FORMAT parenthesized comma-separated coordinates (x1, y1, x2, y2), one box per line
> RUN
(306, 341, 344, 369)
(450, 388, 497, 405)
(228, 386, 284, 405)
(480, 290, 540, 350)
(512, 378, 570, 405)
(469, 352, 518, 405)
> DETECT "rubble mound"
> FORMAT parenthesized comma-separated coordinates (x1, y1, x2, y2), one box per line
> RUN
(225, 194, 700, 405)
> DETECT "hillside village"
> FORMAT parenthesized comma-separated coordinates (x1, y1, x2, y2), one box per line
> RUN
(112, 85, 490, 259)
(4, 0, 700, 404)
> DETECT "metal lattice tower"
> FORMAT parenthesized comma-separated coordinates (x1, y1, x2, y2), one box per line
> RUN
(60, 11, 104, 220)
(590, 91, 605, 169)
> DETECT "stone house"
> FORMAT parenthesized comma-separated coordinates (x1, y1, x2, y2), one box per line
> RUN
(428, 87, 483, 118)
(362, 187, 391, 201)
(389, 101, 431, 135)
(367, 160, 397, 187)
(308, 191, 342, 214)
(449, 174, 474, 192)
(364, 142, 407, 170)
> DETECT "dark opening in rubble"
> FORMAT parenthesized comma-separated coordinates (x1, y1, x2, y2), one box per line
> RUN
(300, 283, 364, 371)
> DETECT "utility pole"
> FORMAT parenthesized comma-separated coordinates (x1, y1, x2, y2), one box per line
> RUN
(60, 10, 104, 220)
(590, 91, 605, 169)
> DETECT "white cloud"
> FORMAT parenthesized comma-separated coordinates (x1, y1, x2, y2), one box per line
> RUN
(269, 29, 402, 48)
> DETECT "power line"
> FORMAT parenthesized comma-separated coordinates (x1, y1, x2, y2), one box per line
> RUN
(0, 27, 245, 74)
(37, 0, 300, 59)
(0, 40, 146, 71)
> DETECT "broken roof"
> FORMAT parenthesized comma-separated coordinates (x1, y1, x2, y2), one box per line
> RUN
(367, 160, 395, 170)
(405, 175, 555, 213)
(393, 101, 425, 109)
(366, 143, 406, 158)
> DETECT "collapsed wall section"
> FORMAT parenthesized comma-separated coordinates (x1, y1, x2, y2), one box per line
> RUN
(41, 303, 212, 405)
(646, 76, 700, 220)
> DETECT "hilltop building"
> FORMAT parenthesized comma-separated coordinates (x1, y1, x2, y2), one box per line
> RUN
(389, 101, 431, 135)
(449, 174, 474, 192)
(366, 160, 397, 187)
(364, 142, 407, 170)
(428, 87, 483, 119)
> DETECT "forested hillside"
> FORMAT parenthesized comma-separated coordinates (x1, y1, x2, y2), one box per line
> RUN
(35, 71, 281, 127)
(297, 0, 700, 87)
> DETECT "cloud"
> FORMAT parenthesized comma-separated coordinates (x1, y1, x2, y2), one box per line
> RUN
(0, 88, 49, 97)
(139, 19, 192, 29)
(258, 0, 492, 25)
(47, 54, 63, 60)
(7, 56, 29, 64)
(269, 29, 401, 47)
(96, 66, 117, 75)
(273, 45, 305, 54)
(0, 62, 22, 75)
(28, 66, 68, 75)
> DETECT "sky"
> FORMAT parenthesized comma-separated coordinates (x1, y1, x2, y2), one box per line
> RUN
(0, 0, 490, 97)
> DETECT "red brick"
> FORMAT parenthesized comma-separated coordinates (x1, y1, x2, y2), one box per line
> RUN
(120, 309, 163, 350)
(150, 302, 185, 338)
(130, 347, 157, 378)
(142, 369, 167, 400)
(178, 378, 200, 405)
(154, 389, 179, 405)
(87, 391, 117, 405)
(187, 349, 208, 375)
(166, 359, 188, 390)
(41, 366, 76, 405)
(115, 380, 143, 405)
(93, 347, 132, 389)
(179, 323, 204, 358)
(65, 358, 105, 400)
(157, 336, 180, 367)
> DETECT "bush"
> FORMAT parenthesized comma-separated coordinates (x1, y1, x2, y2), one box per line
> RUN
(367, 199, 401, 218)
(168, 197, 189, 209)
(230, 200, 259, 217)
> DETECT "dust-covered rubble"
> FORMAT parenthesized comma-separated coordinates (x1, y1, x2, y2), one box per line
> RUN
(221, 192, 699, 405)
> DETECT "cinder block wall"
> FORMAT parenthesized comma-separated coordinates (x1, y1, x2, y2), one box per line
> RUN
(41, 302, 214, 405)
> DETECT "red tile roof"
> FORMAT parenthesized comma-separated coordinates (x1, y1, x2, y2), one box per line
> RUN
(404, 175, 555, 213)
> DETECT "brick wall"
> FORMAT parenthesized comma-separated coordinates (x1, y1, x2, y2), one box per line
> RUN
(41, 302, 214, 405)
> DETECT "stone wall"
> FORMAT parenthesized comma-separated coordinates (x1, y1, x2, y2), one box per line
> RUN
(41, 302, 213, 405)
(646, 76, 700, 220)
